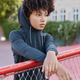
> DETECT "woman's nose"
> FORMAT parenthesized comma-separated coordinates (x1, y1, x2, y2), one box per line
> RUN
(40, 16, 46, 22)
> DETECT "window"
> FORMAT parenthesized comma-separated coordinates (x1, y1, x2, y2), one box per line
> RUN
(52, 11, 57, 21)
(73, 8, 78, 21)
(60, 9, 66, 21)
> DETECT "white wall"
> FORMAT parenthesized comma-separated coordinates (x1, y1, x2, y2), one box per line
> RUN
(48, 0, 80, 21)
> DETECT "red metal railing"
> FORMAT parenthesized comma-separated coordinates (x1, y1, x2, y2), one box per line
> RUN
(0, 47, 80, 80)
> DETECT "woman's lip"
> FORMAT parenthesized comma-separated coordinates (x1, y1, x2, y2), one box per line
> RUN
(40, 24, 45, 27)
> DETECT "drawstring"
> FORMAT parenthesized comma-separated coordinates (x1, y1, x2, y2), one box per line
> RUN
(41, 31, 43, 46)
(30, 26, 43, 46)
(30, 26, 32, 45)
(41, 36, 43, 46)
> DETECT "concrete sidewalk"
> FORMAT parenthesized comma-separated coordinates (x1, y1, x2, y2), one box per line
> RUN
(0, 41, 80, 67)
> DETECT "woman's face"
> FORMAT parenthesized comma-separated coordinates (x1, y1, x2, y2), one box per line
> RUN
(29, 9, 48, 30)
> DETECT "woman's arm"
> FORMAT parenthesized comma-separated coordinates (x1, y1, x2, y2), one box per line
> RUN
(9, 31, 46, 64)
(45, 33, 58, 55)
(43, 34, 73, 80)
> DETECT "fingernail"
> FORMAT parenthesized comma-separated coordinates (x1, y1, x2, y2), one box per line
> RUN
(45, 76, 48, 79)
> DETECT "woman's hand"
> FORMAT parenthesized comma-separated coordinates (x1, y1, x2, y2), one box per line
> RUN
(42, 50, 73, 80)
(42, 51, 59, 79)
(56, 62, 73, 80)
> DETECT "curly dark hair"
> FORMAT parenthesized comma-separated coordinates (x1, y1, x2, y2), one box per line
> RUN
(22, 0, 55, 18)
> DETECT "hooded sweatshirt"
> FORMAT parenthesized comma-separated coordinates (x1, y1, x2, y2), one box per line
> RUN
(9, 5, 58, 80)
(9, 5, 58, 64)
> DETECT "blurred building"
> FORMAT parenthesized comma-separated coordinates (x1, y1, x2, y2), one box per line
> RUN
(48, 0, 80, 21)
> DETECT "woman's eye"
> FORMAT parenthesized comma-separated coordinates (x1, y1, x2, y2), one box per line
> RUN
(37, 14, 40, 16)
(45, 14, 48, 17)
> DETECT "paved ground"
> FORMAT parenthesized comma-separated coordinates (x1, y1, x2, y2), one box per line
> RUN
(0, 41, 80, 67)
(0, 41, 14, 67)
(57, 43, 80, 52)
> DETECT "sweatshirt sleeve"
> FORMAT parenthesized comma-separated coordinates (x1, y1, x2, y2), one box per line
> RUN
(45, 34, 58, 55)
(9, 31, 46, 64)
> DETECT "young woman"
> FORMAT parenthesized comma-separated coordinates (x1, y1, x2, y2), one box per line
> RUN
(9, 0, 73, 80)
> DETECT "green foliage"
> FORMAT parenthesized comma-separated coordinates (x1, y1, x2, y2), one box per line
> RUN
(0, 18, 20, 39)
(43, 21, 80, 46)
(0, 0, 22, 19)
(0, 19, 80, 46)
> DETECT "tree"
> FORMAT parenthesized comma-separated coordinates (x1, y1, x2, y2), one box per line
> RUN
(0, 0, 22, 20)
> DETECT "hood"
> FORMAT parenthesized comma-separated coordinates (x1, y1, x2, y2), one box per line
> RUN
(18, 5, 31, 30)
(18, 5, 43, 45)
(18, 5, 41, 32)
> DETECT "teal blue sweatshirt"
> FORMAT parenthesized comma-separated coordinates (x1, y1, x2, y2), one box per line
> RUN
(9, 5, 58, 64)
(9, 5, 58, 80)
